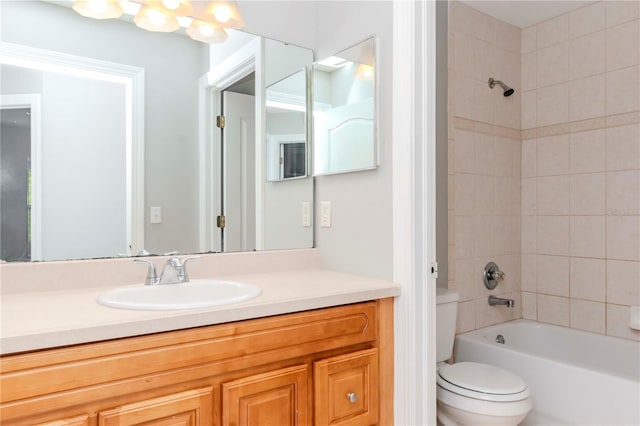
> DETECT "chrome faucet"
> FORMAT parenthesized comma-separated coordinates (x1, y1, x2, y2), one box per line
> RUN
(134, 256, 199, 285)
(488, 295, 515, 308)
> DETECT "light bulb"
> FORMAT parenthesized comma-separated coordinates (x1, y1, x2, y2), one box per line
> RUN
(88, 0, 108, 14)
(198, 24, 215, 37)
(161, 0, 180, 10)
(213, 5, 231, 23)
(146, 8, 166, 27)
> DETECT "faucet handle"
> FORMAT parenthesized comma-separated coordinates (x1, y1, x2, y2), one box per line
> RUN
(178, 256, 200, 282)
(133, 259, 158, 286)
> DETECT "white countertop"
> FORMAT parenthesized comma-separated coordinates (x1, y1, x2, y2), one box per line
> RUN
(0, 269, 400, 355)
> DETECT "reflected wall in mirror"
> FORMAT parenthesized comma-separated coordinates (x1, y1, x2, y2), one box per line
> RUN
(313, 37, 377, 176)
(0, 0, 314, 262)
(266, 68, 308, 182)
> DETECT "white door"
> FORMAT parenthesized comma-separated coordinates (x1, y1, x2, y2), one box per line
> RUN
(222, 91, 256, 252)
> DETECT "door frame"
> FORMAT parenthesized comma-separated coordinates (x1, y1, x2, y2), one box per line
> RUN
(0, 94, 42, 260)
(0, 42, 145, 257)
(198, 37, 262, 253)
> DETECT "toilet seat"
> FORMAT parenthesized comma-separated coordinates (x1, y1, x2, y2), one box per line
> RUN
(437, 362, 530, 402)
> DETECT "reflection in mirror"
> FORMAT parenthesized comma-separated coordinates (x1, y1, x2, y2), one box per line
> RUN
(266, 68, 307, 182)
(313, 37, 376, 176)
(0, 0, 314, 262)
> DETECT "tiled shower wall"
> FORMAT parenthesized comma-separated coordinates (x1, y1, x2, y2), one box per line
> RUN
(519, 1, 640, 341)
(448, 1, 523, 333)
(449, 1, 640, 342)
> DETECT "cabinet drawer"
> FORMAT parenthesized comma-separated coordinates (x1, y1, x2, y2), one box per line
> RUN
(314, 348, 379, 426)
(98, 387, 213, 426)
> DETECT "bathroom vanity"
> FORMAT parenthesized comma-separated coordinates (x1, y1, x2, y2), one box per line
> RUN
(0, 261, 398, 426)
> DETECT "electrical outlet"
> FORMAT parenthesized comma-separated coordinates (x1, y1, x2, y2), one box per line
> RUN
(150, 206, 162, 224)
(302, 202, 311, 227)
(320, 201, 331, 228)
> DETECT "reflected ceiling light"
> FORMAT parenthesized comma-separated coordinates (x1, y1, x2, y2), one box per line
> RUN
(72, 0, 123, 20)
(355, 64, 374, 80)
(134, 5, 180, 32)
(317, 56, 349, 69)
(147, 0, 193, 17)
(199, 1, 245, 29)
(186, 20, 228, 44)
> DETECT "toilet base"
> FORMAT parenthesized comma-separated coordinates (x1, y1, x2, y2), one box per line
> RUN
(437, 400, 528, 426)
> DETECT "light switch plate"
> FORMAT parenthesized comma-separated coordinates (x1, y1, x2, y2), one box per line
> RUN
(150, 206, 162, 224)
(320, 201, 331, 228)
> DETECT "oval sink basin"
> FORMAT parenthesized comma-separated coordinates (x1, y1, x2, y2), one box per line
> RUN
(97, 280, 262, 310)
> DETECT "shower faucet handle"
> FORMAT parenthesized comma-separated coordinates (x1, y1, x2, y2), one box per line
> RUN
(483, 261, 505, 290)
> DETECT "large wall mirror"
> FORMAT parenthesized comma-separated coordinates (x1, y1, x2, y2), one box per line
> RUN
(0, 0, 314, 262)
(313, 37, 377, 176)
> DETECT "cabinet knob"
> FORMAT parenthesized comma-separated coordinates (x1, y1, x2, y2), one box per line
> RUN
(347, 392, 358, 403)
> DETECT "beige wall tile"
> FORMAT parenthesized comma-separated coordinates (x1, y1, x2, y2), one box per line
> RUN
(495, 19, 521, 54)
(569, 74, 605, 121)
(570, 257, 606, 302)
(476, 133, 496, 176)
(494, 137, 515, 177)
(606, 65, 640, 115)
(455, 216, 476, 259)
(522, 52, 537, 91)
(571, 216, 606, 258)
(607, 216, 640, 261)
(537, 83, 569, 126)
(474, 38, 496, 83)
(537, 14, 569, 49)
(538, 294, 570, 326)
(494, 88, 521, 130)
(606, 20, 640, 72)
(537, 255, 570, 296)
(521, 254, 537, 292)
(455, 258, 480, 301)
(537, 42, 569, 87)
(453, 72, 475, 119)
(606, 1, 640, 28)
(475, 216, 495, 256)
(455, 173, 476, 216)
(537, 175, 570, 215)
(607, 304, 640, 341)
(521, 90, 537, 129)
(456, 300, 477, 334)
(569, 1, 605, 39)
(536, 134, 570, 176)
(454, 129, 476, 173)
(570, 129, 606, 174)
(474, 175, 495, 215)
(607, 170, 640, 215)
(521, 215, 538, 254)
(453, 31, 475, 78)
(521, 291, 538, 319)
(570, 299, 606, 334)
(570, 173, 606, 215)
(607, 260, 640, 305)
(521, 139, 537, 177)
(495, 178, 518, 216)
(474, 79, 495, 124)
(475, 292, 520, 328)
(606, 124, 640, 171)
(569, 31, 605, 79)
(521, 177, 537, 215)
(538, 215, 570, 256)
(521, 25, 537, 53)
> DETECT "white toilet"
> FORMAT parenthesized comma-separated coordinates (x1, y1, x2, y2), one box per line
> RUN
(436, 288, 532, 426)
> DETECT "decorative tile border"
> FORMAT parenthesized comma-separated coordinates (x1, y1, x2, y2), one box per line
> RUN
(453, 117, 520, 140)
(455, 111, 640, 141)
(521, 111, 640, 140)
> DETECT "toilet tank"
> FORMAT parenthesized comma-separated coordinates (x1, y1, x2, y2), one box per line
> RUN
(436, 287, 459, 362)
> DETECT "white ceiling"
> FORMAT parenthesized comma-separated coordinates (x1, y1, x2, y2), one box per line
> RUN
(460, 0, 597, 28)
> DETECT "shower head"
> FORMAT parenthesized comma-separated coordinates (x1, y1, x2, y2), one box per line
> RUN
(488, 77, 514, 97)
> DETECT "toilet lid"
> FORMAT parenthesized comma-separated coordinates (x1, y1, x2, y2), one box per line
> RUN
(437, 362, 530, 402)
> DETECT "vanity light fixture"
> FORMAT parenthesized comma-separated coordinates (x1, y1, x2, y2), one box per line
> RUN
(134, 5, 180, 32)
(71, 0, 245, 43)
(198, 1, 244, 29)
(72, 0, 123, 20)
(186, 19, 228, 44)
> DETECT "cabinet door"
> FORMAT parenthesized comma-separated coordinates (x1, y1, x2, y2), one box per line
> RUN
(222, 365, 309, 426)
(98, 387, 213, 426)
(314, 348, 379, 426)
(36, 415, 89, 426)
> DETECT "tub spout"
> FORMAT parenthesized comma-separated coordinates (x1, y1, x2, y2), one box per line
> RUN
(488, 295, 515, 308)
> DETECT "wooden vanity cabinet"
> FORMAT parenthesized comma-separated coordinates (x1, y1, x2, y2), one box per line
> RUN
(0, 299, 393, 426)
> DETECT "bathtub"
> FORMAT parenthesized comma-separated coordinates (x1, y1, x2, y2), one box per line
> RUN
(454, 320, 640, 426)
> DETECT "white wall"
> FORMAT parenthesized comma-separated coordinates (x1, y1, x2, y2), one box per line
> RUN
(313, 1, 394, 280)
